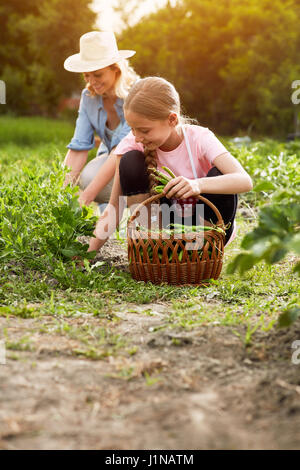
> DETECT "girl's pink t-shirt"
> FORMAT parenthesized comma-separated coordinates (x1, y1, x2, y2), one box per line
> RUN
(114, 124, 228, 178)
(115, 124, 237, 244)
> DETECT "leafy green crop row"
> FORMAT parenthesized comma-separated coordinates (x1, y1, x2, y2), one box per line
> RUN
(225, 139, 300, 325)
(0, 118, 299, 329)
(0, 163, 97, 266)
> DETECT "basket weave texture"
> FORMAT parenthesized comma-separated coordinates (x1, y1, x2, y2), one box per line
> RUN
(127, 193, 225, 285)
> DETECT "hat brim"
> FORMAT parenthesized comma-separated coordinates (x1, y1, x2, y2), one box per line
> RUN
(64, 50, 136, 73)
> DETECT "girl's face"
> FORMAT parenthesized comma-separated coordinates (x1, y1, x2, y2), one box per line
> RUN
(83, 66, 118, 96)
(124, 110, 179, 151)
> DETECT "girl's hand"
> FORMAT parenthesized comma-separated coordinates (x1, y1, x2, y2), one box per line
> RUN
(72, 238, 100, 268)
(88, 234, 104, 252)
(163, 176, 201, 199)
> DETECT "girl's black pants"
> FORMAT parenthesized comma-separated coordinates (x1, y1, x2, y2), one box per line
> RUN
(119, 150, 238, 245)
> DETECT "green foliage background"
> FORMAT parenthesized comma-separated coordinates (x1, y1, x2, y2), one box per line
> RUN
(0, 0, 96, 116)
(1, 0, 300, 135)
(118, 0, 300, 136)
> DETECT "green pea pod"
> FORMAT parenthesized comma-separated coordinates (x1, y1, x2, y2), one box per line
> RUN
(178, 250, 183, 262)
(158, 177, 169, 185)
(162, 166, 176, 179)
(151, 168, 171, 184)
(172, 223, 225, 234)
(155, 172, 170, 183)
(154, 185, 164, 193)
(151, 167, 170, 178)
(157, 172, 171, 182)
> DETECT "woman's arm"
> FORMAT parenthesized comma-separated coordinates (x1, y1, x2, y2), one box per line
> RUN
(79, 148, 117, 207)
(64, 89, 96, 187)
(88, 155, 125, 253)
(63, 149, 89, 187)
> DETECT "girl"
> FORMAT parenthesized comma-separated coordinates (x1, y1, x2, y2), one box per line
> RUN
(63, 31, 139, 209)
(87, 76, 253, 254)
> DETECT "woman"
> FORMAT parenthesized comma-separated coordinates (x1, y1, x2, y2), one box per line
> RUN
(63, 31, 139, 209)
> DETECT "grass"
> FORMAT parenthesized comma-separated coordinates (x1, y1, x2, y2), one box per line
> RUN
(0, 115, 74, 146)
(0, 116, 299, 358)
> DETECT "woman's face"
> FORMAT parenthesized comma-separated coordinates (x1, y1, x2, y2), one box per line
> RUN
(83, 66, 118, 95)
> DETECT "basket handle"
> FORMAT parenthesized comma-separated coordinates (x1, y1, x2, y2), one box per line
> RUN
(127, 192, 224, 228)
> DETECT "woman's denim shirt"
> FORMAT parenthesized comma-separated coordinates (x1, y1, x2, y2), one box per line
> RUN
(67, 88, 130, 156)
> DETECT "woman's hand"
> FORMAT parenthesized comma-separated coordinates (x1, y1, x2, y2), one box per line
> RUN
(78, 188, 95, 207)
(63, 150, 89, 188)
(163, 176, 202, 200)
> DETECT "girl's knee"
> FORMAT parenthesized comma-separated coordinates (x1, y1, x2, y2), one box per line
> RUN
(119, 150, 150, 195)
(206, 166, 223, 177)
(119, 150, 146, 175)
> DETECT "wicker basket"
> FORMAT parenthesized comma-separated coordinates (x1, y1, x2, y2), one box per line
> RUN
(127, 193, 226, 285)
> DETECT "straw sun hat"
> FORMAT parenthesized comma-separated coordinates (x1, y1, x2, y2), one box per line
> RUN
(64, 31, 136, 73)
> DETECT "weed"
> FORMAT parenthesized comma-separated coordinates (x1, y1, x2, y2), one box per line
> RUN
(144, 372, 163, 386)
(6, 336, 34, 352)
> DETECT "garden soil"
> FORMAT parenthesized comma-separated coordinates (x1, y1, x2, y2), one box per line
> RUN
(0, 239, 299, 450)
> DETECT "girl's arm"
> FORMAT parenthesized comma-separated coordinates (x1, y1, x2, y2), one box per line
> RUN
(164, 152, 253, 199)
(198, 152, 253, 194)
(88, 155, 125, 253)
(79, 148, 117, 206)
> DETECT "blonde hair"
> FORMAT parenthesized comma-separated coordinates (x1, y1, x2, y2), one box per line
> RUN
(86, 59, 139, 99)
(124, 77, 194, 194)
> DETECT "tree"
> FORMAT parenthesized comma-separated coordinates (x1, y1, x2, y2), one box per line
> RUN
(118, 0, 300, 136)
(0, 0, 96, 115)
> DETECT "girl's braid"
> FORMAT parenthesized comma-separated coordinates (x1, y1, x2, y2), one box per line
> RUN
(144, 147, 158, 195)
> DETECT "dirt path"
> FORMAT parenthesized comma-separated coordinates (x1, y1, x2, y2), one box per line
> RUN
(0, 240, 300, 450)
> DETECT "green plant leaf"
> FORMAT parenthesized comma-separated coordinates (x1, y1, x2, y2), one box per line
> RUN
(278, 306, 300, 328)
(254, 181, 276, 192)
